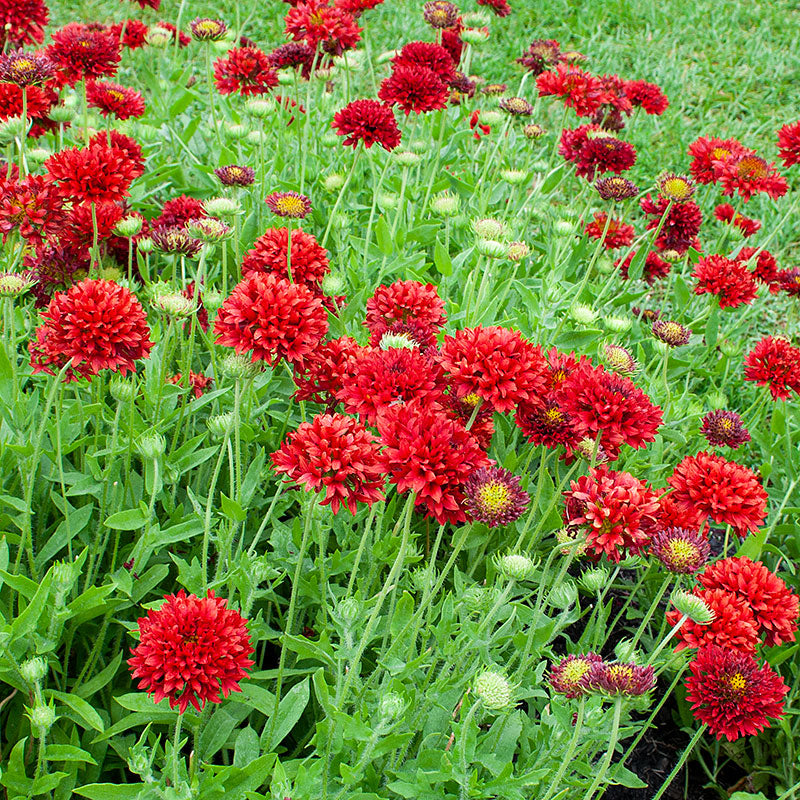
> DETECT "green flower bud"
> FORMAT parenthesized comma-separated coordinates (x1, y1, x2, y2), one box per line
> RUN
(479, 109, 503, 125)
(321, 131, 340, 147)
(476, 238, 508, 259)
(220, 352, 261, 380)
(245, 98, 272, 118)
(20, 657, 48, 686)
(225, 123, 249, 140)
(379, 692, 405, 723)
(461, 27, 489, 45)
(547, 580, 577, 609)
(321, 273, 346, 296)
(706, 391, 728, 410)
(431, 191, 460, 217)
(495, 553, 537, 582)
(109, 377, 137, 403)
(554, 218, 576, 235)
(114, 215, 144, 238)
(603, 314, 632, 333)
(136, 236, 155, 253)
(136, 433, 166, 461)
(394, 150, 421, 167)
(323, 173, 346, 192)
(49, 104, 75, 124)
(569, 302, 598, 326)
(27, 703, 57, 734)
(474, 670, 514, 711)
(203, 197, 242, 217)
(208, 412, 235, 439)
(671, 590, 715, 624)
(580, 566, 609, 593)
(500, 169, 527, 185)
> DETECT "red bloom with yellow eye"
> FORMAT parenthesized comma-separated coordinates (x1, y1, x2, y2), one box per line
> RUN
(713, 152, 788, 202)
(687, 135, 745, 184)
(537, 64, 606, 118)
(86, 80, 145, 120)
(1, 0, 49, 49)
(285, 0, 362, 55)
(379, 65, 448, 115)
(584, 212, 634, 249)
(744, 336, 800, 401)
(48, 22, 121, 86)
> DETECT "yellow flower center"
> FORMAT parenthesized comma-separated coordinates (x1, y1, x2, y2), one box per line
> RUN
(475, 480, 511, 515)
(737, 155, 768, 180)
(729, 673, 747, 692)
(662, 177, 692, 200)
(276, 195, 306, 215)
(461, 392, 482, 407)
(664, 539, 700, 568)
(712, 147, 732, 161)
(197, 21, 218, 34)
(108, 90, 125, 102)
(607, 664, 633, 682)
(719, 418, 733, 432)
(543, 407, 564, 425)
(561, 660, 591, 684)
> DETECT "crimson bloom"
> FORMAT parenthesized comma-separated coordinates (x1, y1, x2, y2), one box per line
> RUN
(700, 410, 750, 449)
(377, 400, 489, 525)
(152, 194, 206, 230)
(667, 451, 768, 536)
(515, 400, 581, 452)
(693, 254, 758, 309)
(623, 79, 668, 114)
(516, 39, 561, 75)
(650, 527, 710, 573)
(1, 0, 49, 49)
(777, 120, 800, 168)
(549, 653, 602, 698)
(90, 130, 145, 179)
(110, 20, 149, 50)
(365, 280, 446, 339)
(242, 227, 329, 289)
(29, 279, 153, 382)
(272, 413, 385, 514)
(128, 590, 253, 714)
(48, 23, 121, 86)
(560, 127, 636, 180)
(736, 246, 779, 292)
(438, 326, 547, 413)
(214, 47, 278, 96)
(687, 136, 744, 184)
(463, 466, 529, 527)
(714, 203, 760, 237)
(640, 194, 702, 253)
(713, 152, 788, 202)
(536, 64, 606, 118)
(587, 661, 655, 696)
(0, 83, 51, 121)
(292, 335, 363, 407)
(46, 142, 137, 204)
(563, 466, 660, 562)
(379, 65, 448, 115)
(477, 0, 511, 15)
(214, 273, 328, 366)
(699, 557, 799, 648)
(392, 41, 456, 83)
(617, 250, 671, 283)
(332, 99, 401, 150)
(168, 371, 213, 399)
(0, 174, 64, 244)
(86, 80, 145, 120)
(584, 212, 634, 249)
(685, 645, 788, 741)
(744, 336, 800, 400)
(285, 0, 362, 55)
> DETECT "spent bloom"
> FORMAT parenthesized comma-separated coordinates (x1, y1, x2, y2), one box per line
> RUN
(650, 527, 710, 573)
(651, 319, 691, 348)
(587, 661, 655, 697)
(215, 164, 255, 187)
(190, 18, 228, 41)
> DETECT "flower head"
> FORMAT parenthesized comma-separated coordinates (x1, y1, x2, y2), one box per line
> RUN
(128, 590, 253, 714)
(214, 273, 328, 366)
(587, 661, 655, 696)
(549, 653, 602, 698)
(86, 80, 145, 120)
(667, 451, 768, 537)
(265, 191, 312, 219)
(214, 47, 278, 96)
(516, 39, 561, 75)
(650, 527, 710, 573)
(423, 1, 460, 28)
(515, 400, 581, 451)
(0, 50, 54, 87)
(736, 247, 780, 291)
(777, 120, 800, 168)
(657, 172, 695, 202)
(499, 96, 534, 116)
(561, 127, 637, 180)
(617, 250, 671, 284)
(46, 142, 137, 204)
(215, 164, 255, 187)
(365, 280, 446, 340)
(242, 227, 329, 288)
(150, 226, 203, 257)
(693, 254, 758, 310)
(29, 279, 153, 382)
(714, 203, 761, 237)
(595, 175, 638, 201)
(285, 0, 361, 55)
(685, 645, 788, 741)
(292, 335, 362, 407)
(48, 23, 121, 85)
(392, 41, 456, 83)
(744, 336, 800, 401)
(463, 466, 529, 527)
(272, 413, 384, 514)
(714, 152, 788, 202)
(190, 18, 228, 41)
(651, 319, 690, 348)
(332, 99, 401, 150)
(640, 194, 702, 253)
(688, 136, 744, 184)
(379, 65, 448, 115)
(624, 79, 668, 114)
(536, 64, 606, 118)
(584, 212, 634, 249)
(600, 343, 637, 377)
(0, 0, 49, 50)
(0, 269, 36, 297)
(0, 173, 65, 246)
(168, 371, 213, 399)
(700, 410, 750, 449)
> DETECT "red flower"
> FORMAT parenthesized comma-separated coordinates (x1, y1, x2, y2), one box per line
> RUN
(700, 410, 750, 449)
(46, 142, 137, 204)
(440, 26, 463, 66)
(685, 645, 788, 741)
(596, 73, 632, 115)
(560, 128, 636, 180)
(0, 0, 49, 49)
(640, 194, 702, 253)
(623, 79, 668, 115)
(516, 39, 561, 75)
(536, 64, 606, 118)
(469, 109, 491, 139)
(48, 23, 121, 86)
(292, 335, 363, 407)
(736, 246, 779, 292)
(692, 254, 758, 309)
(650, 527, 710, 573)
(90, 130, 145, 179)
(438, 326, 547, 413)
(476, 0, 511, 16)
(464, 466, 529, 527)
(29, 279, 153, 382)
(714, 203, 760, 237)
(155, 22, 191, 48)
(109, 20, 149, 50)
(699, 557, 799, 648)
(379, 65, 448, 115)
(25, 245, 88, 307)
(392, 41, 456, 83)
(558, 363, 663, 461)
(332, 99, 401, 150)
(0, 83, 51, 121)
(368, 319, 437, 350)
(778, 268, 800, 297)
(377, 400, 490, 525)
(563, 466, 660, 562)
(668, 588, 760, 654)
(587, 661, 655, 697)
(59, 200, 123, 251)
(267, 42, 315, 76)
(285, 0, 362, 55)
(714, 152, 788, 202)
(130, 0, 160, 7)
(168, 371, 213, 399)
(86, 80, 145, 120)
(515, 400, 581, 451)
(365, 279, 446, 339)
(128, 590, 253, 714)
(338, 346, 444, 425)
(0, 174, 64, 245)
(616, 250, 671, 283)
(667, 451, 768, 536)
(214, 47, 278, 96)
(688, 136, 744, 184)
(334, 0, 385, 14)
(584, 212, 634, 249)
(272, 413, 385, 514)
(441, 392, 494, 450)
(549, 653, 602, 698)
(242, 227, 329, 288)
(152, 194, 206, 230)
(214, 273, 328, 366)
(744, 336, 800, 401)
(777, 120, 800, 168)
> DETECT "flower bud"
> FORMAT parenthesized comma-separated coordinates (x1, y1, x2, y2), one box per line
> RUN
(225, 123, 249, 140)
(109, 377, 137, 403)
(507, 241, 530, 261)
(580, 566, 609, 593)
(547, 580, 577, 609)
(323, 173, 346, 192)
(0, 116, 27, 145)
(203, 197, 242, 218)
(49, 104, 75, 123)
(671, 590, 715, 624)
(245, 98, 273, 118)
(27, 147, 50, 165)
(474, 670, 514, 711)
(220, 352, 261, 380)
(569, 302, 597, 326)
(0, 271, 36, 297)
(136, 433, 166, 461)
(20, 657, 48, 686)
(409, 139, 428, 154)
(553, 219, 576, 235)
(472, 217, 507, 239)
(394, 150, 421, 167)
(321, 272, 346, 296)
(500, 169, 527, 185)
(151, 287, 195, 318)
(379, 692, 406, 724)
(114, 215, 144, 238)
(276, 69, 295, 86)
(377, 192, 398, 210)
(706, 390, 728, 410)
(603, 314, 632, 334)
(461, 27, 489, 45)
(479, 109, 503, 126)
(27, 703, 56, 734)
(336, 596, 361, 628)
(495, 553, 537, 582)
(204, 288, 224, 311)
(136, 236, 155, 253)
(476, 238, 508, 259)
(431, 191, 459, 217)
(208, 412, 235, 438)
(51, 560, 79, 596)
(321, 131, 340, 147)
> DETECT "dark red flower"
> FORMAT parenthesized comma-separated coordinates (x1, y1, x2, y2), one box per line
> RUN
(640, 194, 702, 253)
(0, 82, 51, 121)
(777, 120, 800, 168)
(584, 212, 634, 249)
(152, 194, 206, 230)
(438, 326, 547, 413)
(392, 41, 456, 83)
(744, 336, 800, 401)
(563, 466, 660, 562)
(440, 25, 463, 66)
(587, 661, 655, 696)
(699, 557, 799, 648)
(0, 0, 49, 50)
(214, 273, 328, 366)
(0, 174, 64, 244)
(129, 0, 160, 8)
(623, 79, 668, 115)
(29, 279, 153, 382)
(214, 47, 278, 96)
(668, 588, 760, 654)
(700, 410, 750, 449)
(292, 335, 363, 407)
(549, 653, 602, 698)
(476, 0, 511, 17)
(616, 250, 671, 283)
(267, 42, 315, 76)
(168, 371, 213, 399)
(687, 136, 745, 184)
(561, 129, 636, 180)
(536, 64, 606, 118)
(464, 466, 529, 527)
(24, 245, 88, 307)
(667, 451, 768, 536)
(214, 164, 255, 187)
(0, 50, 54, 87)
(128, 590, 253, 715)
(379, 65, 448, 115)
(337, 346, 444, 425)
(693, 254, 758, 309)
(242, 227, 329, 289)
(515, 400, 581, 451)
(46, 142, 137, 204)
(365, 279, 446, 339)
(48, 23, 121, 86)
(334, 0, 385, 13)
(469, 109, 491, 139)
(90, 130, 145, 179)
(377, 399, 489, 525)
(516, 39, 561, 75)
(440, 392, 494, 450)
(714, 203, 761, 238)
(650, 527, 710, 573)
(685, 645, 788, 741)
(109, 20, 149, 50)
(86, 80, 145, 120)
(285, 0, 362, 55)
(272, 413, 385, 514)
(778, 268, 800, 297)
(736, 246, 779, 291)
(60, 200, 124, 251)
(714, 152, 788, 202)
(332, 99, 401, 150)
(558, 363, 662, 461)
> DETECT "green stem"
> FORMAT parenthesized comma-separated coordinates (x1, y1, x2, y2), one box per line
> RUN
(202, 440, 229, 589)
(581, 697, 623, 800)
(172, 713, 184, 787)
(540, 697, 587, 800)
(321, 145, 362, 247)
(650, 724, 707, 800)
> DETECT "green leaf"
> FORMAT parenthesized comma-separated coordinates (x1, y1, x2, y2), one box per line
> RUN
(433, 238, 452, 276)
(233, 726, 261, 768)
(37, 504, 94, 567)
(267, 677, 310, 748)
(220, 493, 247, 523)
(375, 216, 393, 255)
(736, 526, 767, 561)
(74, 784, 147, 800)
(626, 247, 648, 282)
(45, 745, 97, 765)
(104, 508, 147, 531)
(114, 692, 173, 714)
(48, 690, 105, 732)
(75, 652, 123, 699)
(705, 305, 719, 348)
